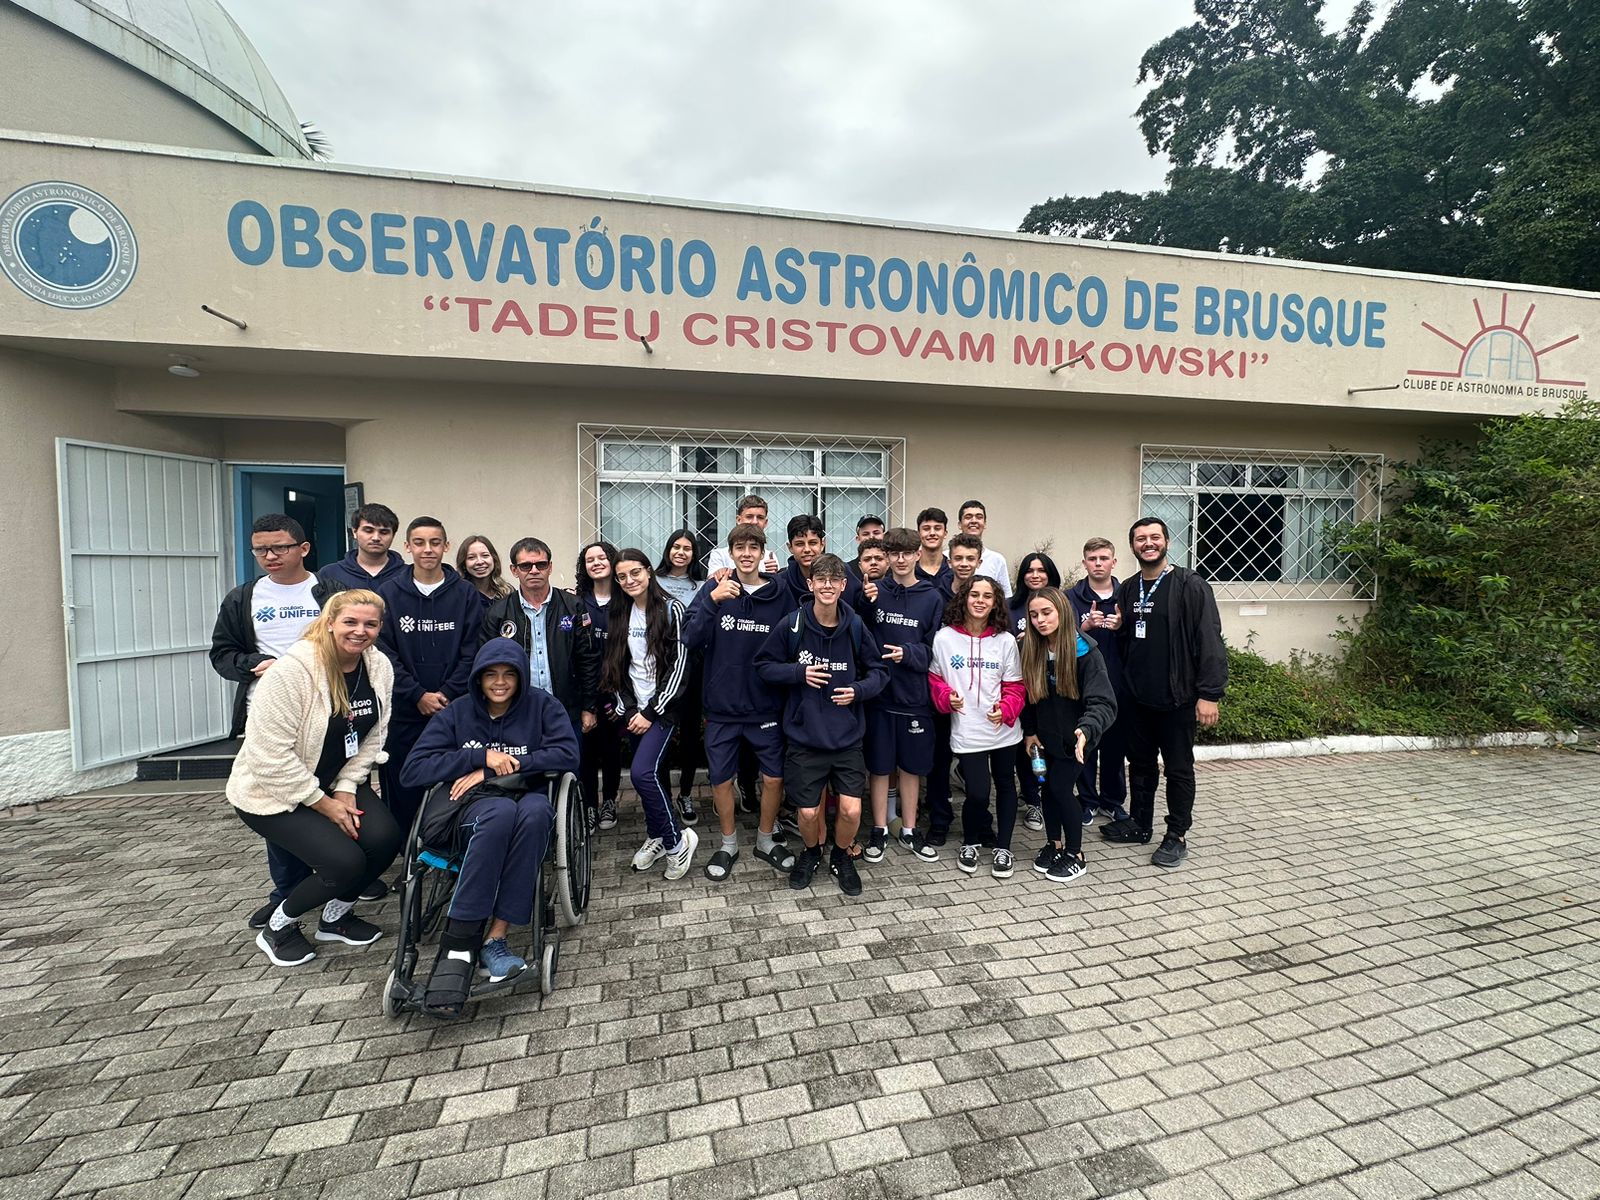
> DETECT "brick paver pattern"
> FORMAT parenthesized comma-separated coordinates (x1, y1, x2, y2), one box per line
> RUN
(1, 748, 1598, 1200)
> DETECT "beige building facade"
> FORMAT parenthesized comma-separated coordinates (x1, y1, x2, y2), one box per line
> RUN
(2, 13, 1596, 804)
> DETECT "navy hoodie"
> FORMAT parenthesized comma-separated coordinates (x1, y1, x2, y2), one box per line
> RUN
(755, 601, 888, 751)
(1067, 577, 1128, 694)
(400, 638, 580, 789)
(1008, 594, 1030, 639)
(915, 557, 956, 599)
(782, 556, 867, 612)
(682, 573, 795, 721)
(318, 548, 408, 592)
(865, 576, 942, 715)
(377, 566, 484, 722)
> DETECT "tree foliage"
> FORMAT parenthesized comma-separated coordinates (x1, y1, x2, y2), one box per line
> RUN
(1335, 398, 1600, 727)
(1021, 0, 1600, 290)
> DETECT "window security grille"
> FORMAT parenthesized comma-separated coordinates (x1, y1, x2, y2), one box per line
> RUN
(578, 425, 905, 562)
(1139, 445, 1382, 601)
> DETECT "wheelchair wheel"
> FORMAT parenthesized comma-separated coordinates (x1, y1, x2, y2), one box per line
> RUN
(540, 942, 558, 995)
(554, 772, 591, 928)
(529, 876, 547, 965)
(382, 969, 401, 1019)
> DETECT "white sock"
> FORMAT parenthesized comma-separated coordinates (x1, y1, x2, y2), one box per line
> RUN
(322, 898, 354, 923)
(722, 833, 739, 856)
(268, 903, 294, 932)
(756, 829, 776, 853)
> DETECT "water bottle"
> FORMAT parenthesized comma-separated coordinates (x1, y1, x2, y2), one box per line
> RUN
(1030, 748, 1047, 784)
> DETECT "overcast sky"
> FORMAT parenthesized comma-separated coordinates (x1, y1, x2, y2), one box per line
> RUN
(226, 0, 1213, 233)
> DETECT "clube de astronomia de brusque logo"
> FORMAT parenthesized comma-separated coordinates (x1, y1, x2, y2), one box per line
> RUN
(0, 181, 137, 309)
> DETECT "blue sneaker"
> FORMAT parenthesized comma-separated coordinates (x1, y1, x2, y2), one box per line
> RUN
(479, 938, 526, 983)
(1080, 805, 1096, 828)
(1103, 804, 1130, 824)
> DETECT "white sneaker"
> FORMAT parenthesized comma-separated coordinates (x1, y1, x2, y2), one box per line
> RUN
(663, 829, 699, 881)
(631, 837, 666, 871)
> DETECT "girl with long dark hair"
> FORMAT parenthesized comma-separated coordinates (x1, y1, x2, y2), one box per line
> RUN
(574, 540, 625, 830)
(655, 529, 706, 825)
(601, 549, 698, 878)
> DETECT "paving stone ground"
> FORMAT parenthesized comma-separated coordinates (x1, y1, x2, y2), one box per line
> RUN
(2, 747, 1598, 1200)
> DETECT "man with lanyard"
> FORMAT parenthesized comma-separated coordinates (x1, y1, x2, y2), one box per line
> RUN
(1102, 517, 1227, 868)
(479, 537, 601, 768)
(318, 502, 408, 591)
(209, 514, 345, 926)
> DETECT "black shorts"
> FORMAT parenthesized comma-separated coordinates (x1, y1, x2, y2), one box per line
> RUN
(865, 707, 936, 777)
(784, 742, 867, 809)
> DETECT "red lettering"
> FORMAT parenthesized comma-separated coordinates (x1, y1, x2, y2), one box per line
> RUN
(1101, 342, 1133, 372)
(1135, 343, 1177, 374)
(850, 323, 887, 355)
(1207, 349, 1236, 378)
(492, 299, 533, 335)
(584, 306, 618, 341)
(781, 319, 812, 352)
(958, 332, 994, 363)
(539, 303, 576, 336)
(728, 315, 760, 348)
(890, 326, 923, 357)
(1014, 336, 1048, 366)
(1179, 347, 1205, 377)
(1068, 339, 1096, 368)
(922, 330, 953, 361)
(624, 309, 660, 342)
(816, 320, 847, 353)
(683, 313, 717, 346)
(457, 296, 492, 332)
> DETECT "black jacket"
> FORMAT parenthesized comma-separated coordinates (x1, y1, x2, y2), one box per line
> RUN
(1020, 636, 1118, 761)
(1115, 565, 1228, 705)
(478, 587, 600, 725)
(609, 598, 691, 725)
(209, 574, 345, 736)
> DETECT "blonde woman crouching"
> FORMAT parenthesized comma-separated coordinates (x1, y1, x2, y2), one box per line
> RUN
(227, 589, 403, 967)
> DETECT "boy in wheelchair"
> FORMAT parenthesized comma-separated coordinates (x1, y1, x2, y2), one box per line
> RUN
(400, 637, 579, 1017)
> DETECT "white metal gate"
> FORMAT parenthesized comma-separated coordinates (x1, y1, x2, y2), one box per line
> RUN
(57, 440, 230, 769)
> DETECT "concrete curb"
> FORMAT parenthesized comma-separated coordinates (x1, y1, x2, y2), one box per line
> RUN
(1195, 729, 1581, 762)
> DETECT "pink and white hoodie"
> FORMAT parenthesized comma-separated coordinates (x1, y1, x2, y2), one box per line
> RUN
(928, 623, 1025, 754)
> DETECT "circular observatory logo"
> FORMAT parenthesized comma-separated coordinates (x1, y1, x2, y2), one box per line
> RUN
(0, 181, 137, 309)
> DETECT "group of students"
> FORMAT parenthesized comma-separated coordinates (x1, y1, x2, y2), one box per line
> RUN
(214, 494, 1227, 1000)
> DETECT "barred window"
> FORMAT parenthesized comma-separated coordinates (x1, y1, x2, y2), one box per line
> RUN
(579, 425, 905, 562)
(1139, 445, 1382, 600)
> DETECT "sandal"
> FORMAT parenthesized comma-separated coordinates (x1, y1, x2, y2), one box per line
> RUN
(703, 848, 739, 882)
(753, 840, 796, 873)
(422, 947, 475, 1020)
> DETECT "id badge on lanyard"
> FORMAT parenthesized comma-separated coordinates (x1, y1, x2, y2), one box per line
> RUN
(1135, 568, 1168, 641)
(1134, 619, 1147, 640)
(344, 721, 358, 759)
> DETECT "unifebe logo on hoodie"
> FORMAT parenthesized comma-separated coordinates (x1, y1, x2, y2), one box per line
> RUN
(0, 182, 137, 309)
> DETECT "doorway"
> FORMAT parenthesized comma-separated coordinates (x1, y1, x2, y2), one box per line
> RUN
(231, 464, 347, 585)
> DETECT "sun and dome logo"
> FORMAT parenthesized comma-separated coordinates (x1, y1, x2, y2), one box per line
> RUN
(1408, 293, 1585, 394)
(0, 182, 137, 309)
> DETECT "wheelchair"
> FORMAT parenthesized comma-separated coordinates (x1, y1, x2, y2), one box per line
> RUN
(381, 770, 591, 1018)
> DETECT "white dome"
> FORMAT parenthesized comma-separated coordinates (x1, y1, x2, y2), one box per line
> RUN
(9, 0, 312, 158)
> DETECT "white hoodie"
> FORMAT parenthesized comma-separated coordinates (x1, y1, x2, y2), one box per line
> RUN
(928, 624, 1025, 753)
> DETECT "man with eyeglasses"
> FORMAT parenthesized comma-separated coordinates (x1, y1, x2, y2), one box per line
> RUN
(210, 513, 346, 927)
(479, 537, 601, 761)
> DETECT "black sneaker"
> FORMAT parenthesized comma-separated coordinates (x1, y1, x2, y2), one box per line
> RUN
(738, 788, 759, 815)
(926, 828, 948, 847)
(1101, 818, 1152, 844)
(899, 829, 940, 862)
(830, 846, 863, 896)
(1032, 845, 1058, 874)
(991, 849, 1015, 879)
(1152, 834, 1188, 869)
(315, 912, 383, 946)
(358, 878, 389, 903)
(248, 901, 276, 930)
(863, 828, 888, 864)
(789, 845, 822, 890)
(1048, 853, 1087, 884)
(677, 794, 699, 826)
(255, 922, 315, 967)
(957, 844, 980, 874)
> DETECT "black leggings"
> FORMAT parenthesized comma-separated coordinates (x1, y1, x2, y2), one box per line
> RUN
(1040, 752, 1085, 854)
(582, 714, 624, 809)
(671, 664, 703, 797)
(957, 745, 1019, 851)
(237, 784, 402, 919)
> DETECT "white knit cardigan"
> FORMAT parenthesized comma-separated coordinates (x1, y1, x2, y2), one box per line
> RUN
(226, 638, 394, 817)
